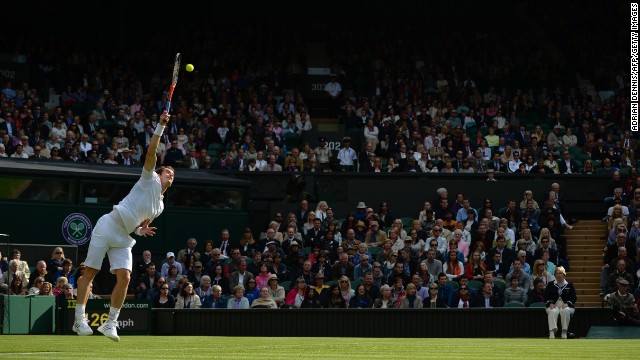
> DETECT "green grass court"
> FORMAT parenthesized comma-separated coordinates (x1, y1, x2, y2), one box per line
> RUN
(1, 336, 640, 359)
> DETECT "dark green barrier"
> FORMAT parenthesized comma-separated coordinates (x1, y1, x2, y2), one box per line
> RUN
(2, 295, 30, 334)
(1, 294, 55, 334)
(29, 295, 56, 334)
(152, 308, 616, 338)
(60, 298, 151, 335)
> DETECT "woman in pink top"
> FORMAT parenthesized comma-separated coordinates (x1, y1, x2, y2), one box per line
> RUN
(255, 263, 272, 290)
(285, 277, 308, 308)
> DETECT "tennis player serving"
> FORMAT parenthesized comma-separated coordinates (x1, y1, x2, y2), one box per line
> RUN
(73, 110, 174, 341)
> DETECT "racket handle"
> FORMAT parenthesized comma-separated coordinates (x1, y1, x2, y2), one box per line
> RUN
(166, 84, 176, 113)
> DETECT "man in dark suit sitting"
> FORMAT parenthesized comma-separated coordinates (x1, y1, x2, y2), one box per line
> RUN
(471, 221, 496, 251)
(331, 253, 355, 281)
(232, 148, 249, 171)
(135, 262, 160, 300)
(488, 237, 514, 275)
(558, 150, 579, 174)
(137, 123, 154, 149)
(358, 142, 376, 172)
(485, 250, 509, 280)
(474, 280, 504, 308)
(490, 152, 507, 173)
(304, 218, 326, 248)
(229, 258, 255, 290)
(182, 148, 200, 169)
(295, 199, 310, 231)
(603, 233, 636, 269)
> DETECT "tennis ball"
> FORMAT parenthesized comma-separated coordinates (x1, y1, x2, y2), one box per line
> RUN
(185, 64, 194, 72)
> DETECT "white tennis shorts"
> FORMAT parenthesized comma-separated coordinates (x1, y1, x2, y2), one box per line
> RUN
(84, 213, 136, 273)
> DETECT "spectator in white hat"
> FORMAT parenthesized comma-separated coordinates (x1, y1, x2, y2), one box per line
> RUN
(161, 252, 183, 278)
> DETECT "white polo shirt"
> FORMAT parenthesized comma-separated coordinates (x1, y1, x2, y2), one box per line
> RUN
(115, 169, 164, 233)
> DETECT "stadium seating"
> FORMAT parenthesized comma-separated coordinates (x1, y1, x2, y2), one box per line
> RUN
(350, 279, 360, 290)
(468, 280, 483, 291)
(325, 280, 338, 288)
(368, 246, 381, 258)
(493, 281, 506, 295)
(446, 280, 459, 290)
(528, 302, 547, 308)
(400, 217, 414, 227)
(208, 143, 224, 157)
(280, 281, 291, 292)
(504, 302, 525, 308)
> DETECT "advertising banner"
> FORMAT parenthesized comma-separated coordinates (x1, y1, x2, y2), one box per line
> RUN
(62, 298, 151, 335)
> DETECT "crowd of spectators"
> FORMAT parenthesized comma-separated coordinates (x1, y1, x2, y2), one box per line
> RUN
(2, 181, 636, 326)
(0, 3, 632, 177)
(4, 184, 636, 313)
(599, 169, 640, 323)
(0, 247, 100, 308)
(121, 188, 640, 308)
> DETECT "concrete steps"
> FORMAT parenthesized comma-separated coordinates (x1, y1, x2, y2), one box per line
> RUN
(315, 118, 341, 132)
(579, 294, 605, 305)
(567, 254, 604, 260)
(575, 287, 600, 295)
(566, 244, 606, 250)
(565, 220, 606, 308)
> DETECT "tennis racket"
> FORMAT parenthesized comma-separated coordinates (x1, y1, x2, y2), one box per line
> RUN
(166, 52, 181, 113)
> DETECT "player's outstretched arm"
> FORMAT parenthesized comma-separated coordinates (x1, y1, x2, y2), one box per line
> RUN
(144, 111, 170, 172)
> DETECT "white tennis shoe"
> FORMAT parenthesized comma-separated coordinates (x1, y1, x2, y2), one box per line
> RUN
(97, 321, 120, 342)
(72, 317, 93, 336)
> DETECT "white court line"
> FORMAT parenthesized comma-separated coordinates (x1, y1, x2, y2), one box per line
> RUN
(1, 352, 60, 355)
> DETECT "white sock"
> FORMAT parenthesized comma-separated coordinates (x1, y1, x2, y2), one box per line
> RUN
(107, 306, 121, 322)
(75, 304, 86, 321)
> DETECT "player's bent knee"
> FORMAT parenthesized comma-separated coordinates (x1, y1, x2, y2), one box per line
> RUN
(114, 269, 131, 283)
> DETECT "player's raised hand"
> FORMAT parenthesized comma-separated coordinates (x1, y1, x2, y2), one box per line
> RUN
(159, 110, 170, 126)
